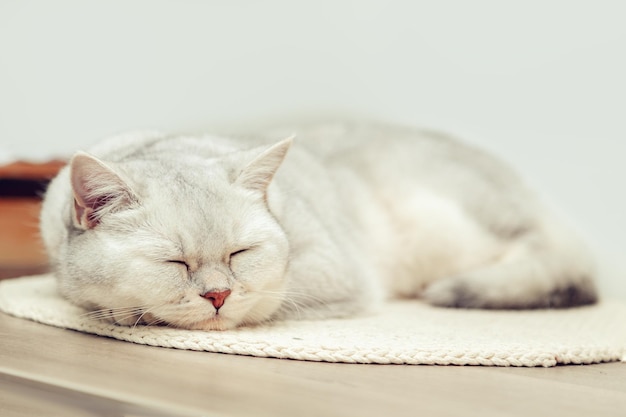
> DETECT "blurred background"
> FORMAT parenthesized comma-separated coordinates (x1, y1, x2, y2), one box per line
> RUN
(1, 0, 624, 299)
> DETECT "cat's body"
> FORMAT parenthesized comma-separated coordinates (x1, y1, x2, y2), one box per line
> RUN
(40, 122, 597, 330)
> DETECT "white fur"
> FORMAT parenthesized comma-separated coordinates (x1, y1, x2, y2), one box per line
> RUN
(40, 122, 597, 330)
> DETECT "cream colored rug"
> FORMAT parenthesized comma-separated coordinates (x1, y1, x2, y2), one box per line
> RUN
(1, 275, 625, 367)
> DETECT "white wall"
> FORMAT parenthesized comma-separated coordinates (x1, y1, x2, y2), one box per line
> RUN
(2, 0, 624, 300)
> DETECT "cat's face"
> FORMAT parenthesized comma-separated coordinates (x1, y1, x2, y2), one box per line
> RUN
(59, 139, 292, 330)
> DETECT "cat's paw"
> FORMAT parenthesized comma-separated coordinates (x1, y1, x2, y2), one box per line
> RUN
(422, 278, 488, 309)
(423, 273, 598, 309)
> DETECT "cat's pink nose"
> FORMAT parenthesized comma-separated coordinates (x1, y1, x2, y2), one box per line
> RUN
(200, 289, 231, 309)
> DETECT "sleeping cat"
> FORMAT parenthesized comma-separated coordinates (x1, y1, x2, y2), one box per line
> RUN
(40, 122, 597, 330)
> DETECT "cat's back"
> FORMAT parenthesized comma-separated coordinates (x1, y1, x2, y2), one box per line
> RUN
(262, 121, 509, 179)
(266, 122, 530, 206)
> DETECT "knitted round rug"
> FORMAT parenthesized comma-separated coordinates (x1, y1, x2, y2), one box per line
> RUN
(1, 275, 625, 367)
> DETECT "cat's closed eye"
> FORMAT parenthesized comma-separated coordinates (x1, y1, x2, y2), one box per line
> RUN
(168, 260, 189, 270)
(228, 249, 249, 265)
(230, 249, 248, 258)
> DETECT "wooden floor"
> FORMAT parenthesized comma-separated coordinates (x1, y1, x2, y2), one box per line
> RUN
(0, 310, 625, 417)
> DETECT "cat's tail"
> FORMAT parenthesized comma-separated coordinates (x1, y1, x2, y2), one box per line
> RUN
(423, 216, 598, 309)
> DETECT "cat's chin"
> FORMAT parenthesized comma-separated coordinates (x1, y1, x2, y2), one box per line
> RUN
(177, 316, 240, 331)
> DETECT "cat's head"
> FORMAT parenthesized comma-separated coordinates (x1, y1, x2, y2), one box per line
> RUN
(59, 138, 292, 330)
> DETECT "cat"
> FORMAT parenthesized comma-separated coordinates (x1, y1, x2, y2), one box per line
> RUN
(39, 122, 598, 330)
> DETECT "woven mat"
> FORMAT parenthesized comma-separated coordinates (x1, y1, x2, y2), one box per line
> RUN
(1, 275, 625, 367)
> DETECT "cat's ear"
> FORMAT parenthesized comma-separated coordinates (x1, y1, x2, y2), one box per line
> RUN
(70, 152, 137, 230)
(235, 137, 293, 194)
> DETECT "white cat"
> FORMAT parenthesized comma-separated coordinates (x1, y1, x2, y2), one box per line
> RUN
(40, 122, 597, 330)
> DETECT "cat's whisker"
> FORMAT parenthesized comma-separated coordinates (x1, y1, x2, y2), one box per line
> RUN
(145, 317, 167, 327)
(132, 309, 151, 329)
(82, 304, 154, 324)
(83, 308, 138, 320)
(131, 303, 170, 329)
(280, 298, 305, 319)
(83, 310, 118, 320)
